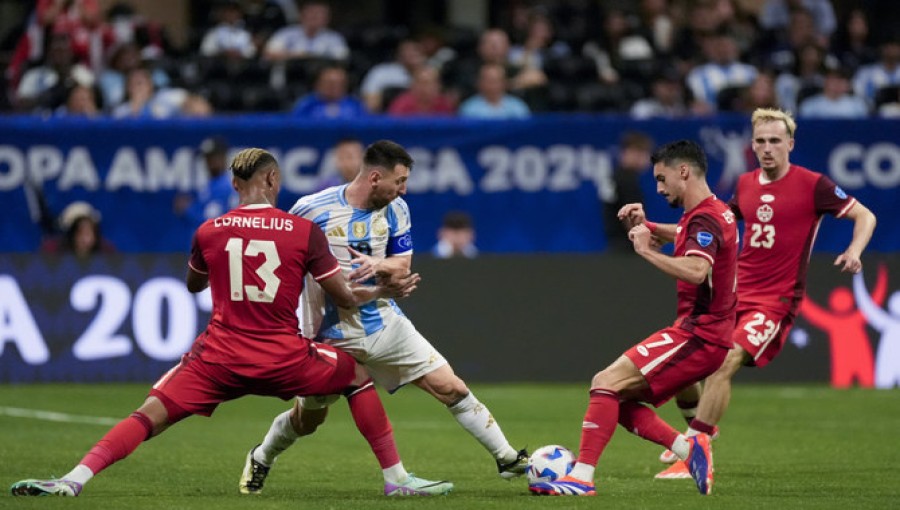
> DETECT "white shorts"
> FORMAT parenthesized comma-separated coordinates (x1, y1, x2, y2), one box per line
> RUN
(298, 315, 448, 408)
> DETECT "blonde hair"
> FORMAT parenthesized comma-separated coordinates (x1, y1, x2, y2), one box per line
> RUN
(751, 108, 797, 138)
(230, 148, 277, 180)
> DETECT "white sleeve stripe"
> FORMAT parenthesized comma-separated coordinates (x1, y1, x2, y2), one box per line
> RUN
(836, 198, 857, 218)
(685, 250, 715, 265)
(313, 263, 341, 281)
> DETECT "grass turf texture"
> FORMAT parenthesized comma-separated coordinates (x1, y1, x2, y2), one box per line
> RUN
(0, 383, 896, 509)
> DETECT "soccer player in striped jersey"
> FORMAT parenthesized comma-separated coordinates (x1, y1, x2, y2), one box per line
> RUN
(530, 140, 737, 497)
(651, 108, 877, 480)
(10, 148, 443, 497)
(241, 140, 528, 495)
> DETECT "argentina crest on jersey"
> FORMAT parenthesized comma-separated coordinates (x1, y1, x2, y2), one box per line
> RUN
(697, 231, 713, 247)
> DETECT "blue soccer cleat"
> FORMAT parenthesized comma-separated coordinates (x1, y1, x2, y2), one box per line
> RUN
(687, 433, 714, 495)
(529, 475, 596, 496)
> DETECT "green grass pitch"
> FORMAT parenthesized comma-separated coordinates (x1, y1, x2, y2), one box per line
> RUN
(0, 383, 897, 509)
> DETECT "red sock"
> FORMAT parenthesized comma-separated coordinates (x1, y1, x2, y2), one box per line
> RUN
(618, 401, 679, 448)
(689, 418, 717, 435)
(79, 412, 153, 475)
(346, 382, 400, 469)
(576, 389, 619, 467)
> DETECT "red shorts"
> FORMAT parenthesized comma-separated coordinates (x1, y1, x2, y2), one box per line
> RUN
(625, 327, 728, 407)
(731, 304, 795, 368)
(149, 342, 356, 423)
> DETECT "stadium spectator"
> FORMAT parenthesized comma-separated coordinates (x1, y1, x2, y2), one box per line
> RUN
(111, 67, 183, 119)
(758, 0, 836, 40)
(655, 108, 876, 481)
(726, 70, 778, 113)
(630, 70, 687, 118)
(530, 140, 737, 497)
(360, 39, 426, 113)
(199, 0, 256, 59)
(291, 65, 367, 119)
(799, 67, 870, 118)
(601, 131, 655, 252)
(670, 0, 729, 75)
(316, 137, 364, 190)
(446, 28, 545, 106)
(65, 0, 118, 74)
(758, 7, 825, 74)
(173, 136, 237, 230)
(15, 32, 95, 113)
(852, 39, 900, 107)
(686, 30, 758, 111)
(263, 1, 348, 61)
(98, 42, 169, 110)
(508, 9, 570, 74)
(386, 67, 455, 117)
(12, 147, 444, 498)
(104, 2, 170, 60)
(639, 0, 675, 55)
(830, 8, 878, 74)
(432, 211, 478, 259)
(179, 93, 214, 117)
(55, 83, 101, 117)
(40, 201, 114, 259)
(773, 42, 829, 113)
(876, 86, 900, 117)
(416, 27, 457, 72)
(5, 0, 84, 90)
(458, 63, 530, 119)
(582, 7, 654, 86)
(242, 0, 289, 52)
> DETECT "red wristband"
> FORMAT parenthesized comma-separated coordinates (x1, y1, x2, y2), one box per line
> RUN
(644, 220, 658, 233)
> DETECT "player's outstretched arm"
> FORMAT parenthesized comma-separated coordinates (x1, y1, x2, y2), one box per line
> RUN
(834, 203, 876, 274)
(629, 224, 710, 284)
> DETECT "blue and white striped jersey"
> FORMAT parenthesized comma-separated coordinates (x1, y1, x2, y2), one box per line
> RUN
(289, 184, 413, 340)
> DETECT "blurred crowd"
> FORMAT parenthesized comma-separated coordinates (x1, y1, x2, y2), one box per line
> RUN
(3, 0, 900, 120)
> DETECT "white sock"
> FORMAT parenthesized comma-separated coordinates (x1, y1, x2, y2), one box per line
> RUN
(569, 462, 595, 482)
(685, 427, 700, 437)
(382, 462, 409, 484)
(62, 465, 93, 485)
(671, 434, 692, 460)
(447, 392, 518, 463)
(255, 410, 299, 466)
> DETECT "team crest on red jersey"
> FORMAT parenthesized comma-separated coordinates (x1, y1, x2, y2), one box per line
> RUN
(757, 204, 774, 222)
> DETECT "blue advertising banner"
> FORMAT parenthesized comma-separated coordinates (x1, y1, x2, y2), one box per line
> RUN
(0, 115, 897, 254)
(1, 254, 897, 385)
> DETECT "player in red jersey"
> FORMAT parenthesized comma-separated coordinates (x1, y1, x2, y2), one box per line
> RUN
(529, 140, 737, 497)
(10, 148, 451, 497)
(650, 108, 877, 479)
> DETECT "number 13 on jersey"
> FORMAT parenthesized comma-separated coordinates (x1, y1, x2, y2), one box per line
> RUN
(225, 238, 281, 302)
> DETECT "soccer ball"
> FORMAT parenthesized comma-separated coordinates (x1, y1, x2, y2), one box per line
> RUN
(527, 445, 575, 484)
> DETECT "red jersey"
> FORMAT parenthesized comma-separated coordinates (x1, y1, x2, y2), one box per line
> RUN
(673, 195, 739, 347)
(187, 204, 340, 364)
(728, 165, 856, 312)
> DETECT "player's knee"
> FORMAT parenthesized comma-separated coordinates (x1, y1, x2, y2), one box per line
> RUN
(349, 362, 371, 387)
(293, 405, 329, 436)
(591, 370, 614, 389)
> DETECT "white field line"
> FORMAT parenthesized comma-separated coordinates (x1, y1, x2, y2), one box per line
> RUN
(0, 406, 119, 426)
